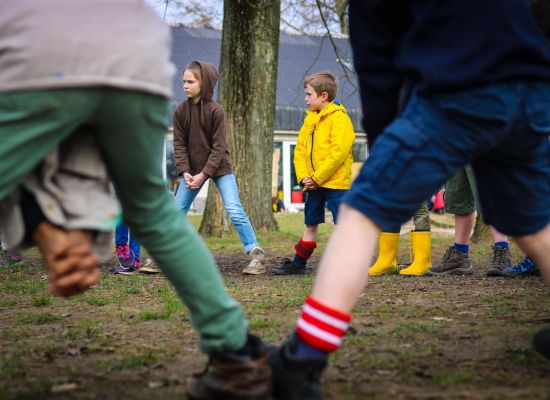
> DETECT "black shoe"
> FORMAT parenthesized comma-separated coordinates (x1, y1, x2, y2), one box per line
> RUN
(272, 258, 306, 275)
(186, 334, 272, 400)
(427, 246, 473, 276)
(269, 334, 327, 400)
(533, 327, 550, 360)
(486, 245, 512, 277)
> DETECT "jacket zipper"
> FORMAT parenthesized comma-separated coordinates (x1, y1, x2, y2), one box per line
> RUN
(310, 128, 315, 171)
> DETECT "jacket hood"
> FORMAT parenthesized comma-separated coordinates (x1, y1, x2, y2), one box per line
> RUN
(305, 101, 347, 124)
(194, 60, 218, 101)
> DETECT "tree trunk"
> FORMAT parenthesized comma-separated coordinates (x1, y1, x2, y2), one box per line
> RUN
(199, 182, 231, 237)
(470, 213, 491, 244)
(335, 0, 348, 35)
(201, 0, 280, 236)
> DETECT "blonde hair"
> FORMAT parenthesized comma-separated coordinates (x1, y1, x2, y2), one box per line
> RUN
(184, 61, 202, 82)
(304, 71, 338, 101)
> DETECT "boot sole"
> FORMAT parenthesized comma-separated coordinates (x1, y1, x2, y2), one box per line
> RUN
(272, 270, 306, 275)
(187, 393, 272, 400)
(499, 270, 540, 278)
(426, 267, 473, 276)
(243, 269, 267, 275)
(399, 272, 428, 276)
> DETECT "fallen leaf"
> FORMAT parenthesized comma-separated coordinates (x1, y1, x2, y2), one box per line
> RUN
(51, 383, 78, 393)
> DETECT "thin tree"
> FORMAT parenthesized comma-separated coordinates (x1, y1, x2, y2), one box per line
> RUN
(199, 0, 280, 236)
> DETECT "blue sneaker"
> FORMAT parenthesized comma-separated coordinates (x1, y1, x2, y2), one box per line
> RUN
(500, 256, 539, 278)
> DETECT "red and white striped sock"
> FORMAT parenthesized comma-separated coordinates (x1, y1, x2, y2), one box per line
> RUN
(296, 296, 352, 353)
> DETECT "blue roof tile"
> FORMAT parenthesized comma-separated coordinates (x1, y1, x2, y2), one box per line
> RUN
(170, 26, 363, 131)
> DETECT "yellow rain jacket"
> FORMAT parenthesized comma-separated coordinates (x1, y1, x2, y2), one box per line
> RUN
(294, 101, 355, 190)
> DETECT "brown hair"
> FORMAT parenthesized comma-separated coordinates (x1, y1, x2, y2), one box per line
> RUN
(304, 71, 338, 101)
(184, 61, 202, 82)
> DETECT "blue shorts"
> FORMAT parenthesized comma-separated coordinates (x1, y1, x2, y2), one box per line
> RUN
(346, 82, 550, 237)
(304, 188, 348, 225)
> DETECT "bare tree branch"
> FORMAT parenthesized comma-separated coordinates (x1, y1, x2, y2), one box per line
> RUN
(315, 0, 356, 90)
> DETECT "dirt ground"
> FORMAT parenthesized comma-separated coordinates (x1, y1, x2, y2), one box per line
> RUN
(1, 237, 549, 400)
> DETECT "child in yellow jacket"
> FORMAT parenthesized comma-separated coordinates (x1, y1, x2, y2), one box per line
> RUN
(274, 71, 355, 275)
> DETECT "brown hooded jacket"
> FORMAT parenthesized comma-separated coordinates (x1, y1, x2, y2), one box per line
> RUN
(173, 61, 232, 177)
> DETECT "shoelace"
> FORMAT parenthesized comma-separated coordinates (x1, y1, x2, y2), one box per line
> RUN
(442, 247, 453, 261)
(492, 247, 510, 266)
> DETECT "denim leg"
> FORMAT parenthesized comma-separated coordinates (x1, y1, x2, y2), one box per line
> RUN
(115, 222, 129, 246)
(325, 189, 348, 224)
(129, 233, 140, 260)
(174, 180, 201, 214)
(214, 174, 258, 253)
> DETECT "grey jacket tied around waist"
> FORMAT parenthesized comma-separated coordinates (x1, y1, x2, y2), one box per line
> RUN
(0, 132, 120, 262)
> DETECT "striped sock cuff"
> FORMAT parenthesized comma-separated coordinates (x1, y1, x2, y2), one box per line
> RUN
(296, 296, 351, 352)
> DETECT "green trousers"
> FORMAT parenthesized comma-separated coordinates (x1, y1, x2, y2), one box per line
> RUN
(0, 89, 247, 353)
(413, 202, 431, 231)
(444, 166, 479, 215)
(387, 202, 430, 233)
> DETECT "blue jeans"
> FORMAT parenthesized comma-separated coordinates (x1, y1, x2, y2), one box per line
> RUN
(304, 188, 347, 225)
(115, 221, 141, 261)
(346, 82, 550, 237)
(174, 173, 258, 253)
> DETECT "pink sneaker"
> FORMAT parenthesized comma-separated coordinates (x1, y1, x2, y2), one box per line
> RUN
(115, 244, 134, 268)
(1, 249, 24, 266)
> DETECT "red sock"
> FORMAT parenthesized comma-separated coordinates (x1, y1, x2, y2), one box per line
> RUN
(296, 296, 351, 352)
(294, 239, 317, 260)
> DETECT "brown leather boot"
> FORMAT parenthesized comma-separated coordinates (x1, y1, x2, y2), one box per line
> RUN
(186, 334, 272, 400)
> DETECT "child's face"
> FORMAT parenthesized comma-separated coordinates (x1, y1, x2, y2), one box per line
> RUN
(183, 70, 201, 101)
(304, 84, 327, 112)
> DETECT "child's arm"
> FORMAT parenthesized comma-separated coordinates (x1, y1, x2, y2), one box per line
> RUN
(201, 107, 227, 178)
(293, 125, 310, 187)
(311, 113, 355, 186)
(173, 105, 190, 177)
(349, 0, 410, 145)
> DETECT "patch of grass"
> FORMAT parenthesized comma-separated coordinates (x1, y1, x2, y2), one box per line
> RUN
(357, 352, 396, 369)
(31, 295, 53, 307)
(157, 286, 185, 318)
(0, 354, 25, 379)
(0, 297, 18, 306)
(111, 351, 161, 371)
(0, 384, 50, 400)
(137, 307, 170, 321)
(394, 320, 440, 340)
(503, 348, 540, 365)
(65, 318, 104, 340)
(19, 313, 60, 325)
(124, 285, 141, 295)
(431, 367, 479, 386)
(82, 293, 110, 307)
(1, 281, 47, 296)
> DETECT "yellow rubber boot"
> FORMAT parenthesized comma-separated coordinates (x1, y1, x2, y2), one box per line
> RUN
(369, 232, 400, 276)
(400, 231, 432, 276)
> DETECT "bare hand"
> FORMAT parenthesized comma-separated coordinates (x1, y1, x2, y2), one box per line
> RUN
(34, 223, 100, 297)
(302, 176, 318, 191)
(183, 172, 193, 187)
(188, 172, 207, 189)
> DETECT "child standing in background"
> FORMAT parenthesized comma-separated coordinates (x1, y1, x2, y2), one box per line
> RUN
(173, 60, 267, 275)
(114, 221, 140, 275)
(273, 71, 355, 275)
